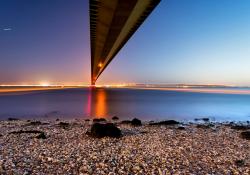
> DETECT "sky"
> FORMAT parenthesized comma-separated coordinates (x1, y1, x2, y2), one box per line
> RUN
(0, 0, 250, 86)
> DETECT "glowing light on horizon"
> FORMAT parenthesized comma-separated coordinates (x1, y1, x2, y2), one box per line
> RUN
(40, 82, 50, 87)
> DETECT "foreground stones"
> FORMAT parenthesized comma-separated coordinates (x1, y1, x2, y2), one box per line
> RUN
(0, 119, 249, 174)
(89, 123, 121, 138)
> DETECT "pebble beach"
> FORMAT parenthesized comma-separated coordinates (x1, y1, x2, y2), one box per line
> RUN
(0, 119, 249, 174)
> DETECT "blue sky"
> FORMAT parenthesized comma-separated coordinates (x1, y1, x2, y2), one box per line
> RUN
(0, 0, 250, 85)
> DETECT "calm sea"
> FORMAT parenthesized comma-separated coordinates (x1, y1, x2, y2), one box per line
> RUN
(0, 87, 250, 122)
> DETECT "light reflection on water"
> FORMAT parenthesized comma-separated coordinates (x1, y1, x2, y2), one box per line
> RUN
(85, 87, 108, 118)
(88, 88, 107, 118)
(0, 87, 250, 121)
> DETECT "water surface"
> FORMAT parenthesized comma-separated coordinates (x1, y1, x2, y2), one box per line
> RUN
(0, 87, 250, 121)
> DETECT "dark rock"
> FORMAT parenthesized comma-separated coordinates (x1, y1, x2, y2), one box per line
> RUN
(131, 118, 142, 126)
(120, 120, 132, 124)
(89, 123, 121, 138)
(85, 119, 90, 122)
(196, 124, 214, 129)
(231, 125, 250, 130)
(112, 116, 119, 120)
(93, 118, 107, 122)
(150, 120, 180, 126)
(240, 131, 250, 140)
(235, 159, 245, 166)
(10, 130, 42, 134)
(36, 132, 47, 139)
(9, 130, 46, 139)
(23, 170, 32, 175)
(29, 121, 42, 125)
(58, 122, 70, 129)
(99, 118, 106, 122)
(177, 126, 185, 130)
(27, 121, 49, 126)
(8, 117, 19, 121)
(56, 118, 60, 121)
(202, 118, 209, 122)
(194, 118, 209, 122)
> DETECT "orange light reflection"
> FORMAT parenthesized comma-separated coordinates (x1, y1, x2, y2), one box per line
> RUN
(86, 87, 107, 118)
(95, 88, 107, 117)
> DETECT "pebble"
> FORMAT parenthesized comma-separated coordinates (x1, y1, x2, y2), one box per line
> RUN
(0, 119, 249, 174)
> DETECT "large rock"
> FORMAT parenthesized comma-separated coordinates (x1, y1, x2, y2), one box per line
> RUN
(89, 123, 121, 138)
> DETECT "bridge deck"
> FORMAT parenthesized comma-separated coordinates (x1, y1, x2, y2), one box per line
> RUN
(90, 0, 160, 84)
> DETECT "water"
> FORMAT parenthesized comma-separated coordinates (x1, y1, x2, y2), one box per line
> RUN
(0, 87, 250, 121)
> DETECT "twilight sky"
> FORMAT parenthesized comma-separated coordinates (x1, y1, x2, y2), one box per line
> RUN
(0, 0, 250, 85)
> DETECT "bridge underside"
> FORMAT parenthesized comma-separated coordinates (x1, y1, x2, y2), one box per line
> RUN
(90, 0, 160, 85)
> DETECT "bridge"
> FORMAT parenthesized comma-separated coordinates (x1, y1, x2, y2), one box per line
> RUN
(89, 0, 161, 85)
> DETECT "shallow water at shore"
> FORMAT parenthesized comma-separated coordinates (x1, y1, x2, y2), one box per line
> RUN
(0, 87, 250, 121)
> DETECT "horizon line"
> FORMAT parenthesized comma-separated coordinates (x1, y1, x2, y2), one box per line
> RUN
(0, 83, 250, 88)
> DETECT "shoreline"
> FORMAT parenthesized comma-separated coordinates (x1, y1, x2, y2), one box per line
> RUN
(1, 86, 250, 95)
(0, 118, 249, 174)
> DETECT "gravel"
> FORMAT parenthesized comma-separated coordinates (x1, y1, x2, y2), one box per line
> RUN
(0, 119, 249, 174)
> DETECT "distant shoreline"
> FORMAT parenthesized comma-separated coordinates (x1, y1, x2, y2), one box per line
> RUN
(1, 86, 250, 95)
